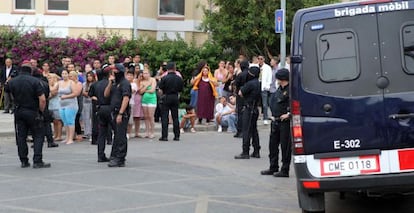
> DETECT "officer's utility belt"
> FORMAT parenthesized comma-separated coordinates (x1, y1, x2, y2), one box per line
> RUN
(97, 104, 110, 109)
(244, 102, 257, 108)
(15, 105, 37, 111)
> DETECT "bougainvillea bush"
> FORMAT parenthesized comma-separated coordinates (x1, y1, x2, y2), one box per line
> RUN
(0, 27, 231, 104)
(0, 28, 138, 69)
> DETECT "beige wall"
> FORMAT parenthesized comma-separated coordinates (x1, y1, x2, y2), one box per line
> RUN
(138, 30, 157, 39)
(139, 1, 158, 19)
(0, 1, 10, 13)
(185, 32, 209, 46)
(2, 0, 209, 45)
(69, 28, 132, 38)
(69, 0, 133, 16)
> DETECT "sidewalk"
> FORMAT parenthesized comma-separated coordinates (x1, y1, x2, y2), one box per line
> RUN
(0, 112, 267, 138)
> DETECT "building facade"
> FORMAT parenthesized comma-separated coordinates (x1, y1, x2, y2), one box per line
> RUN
(0, 0, 209, 45)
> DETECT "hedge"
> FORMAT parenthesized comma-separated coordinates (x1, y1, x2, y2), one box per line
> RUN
(0, 27, 233, 105)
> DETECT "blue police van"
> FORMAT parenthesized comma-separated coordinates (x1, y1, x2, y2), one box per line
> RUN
(290, 0, 414, 212)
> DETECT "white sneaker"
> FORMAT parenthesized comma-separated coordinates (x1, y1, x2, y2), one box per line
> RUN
(264, 120, 269, 125)
(180, 128, 184, 134)
(190, 128, 196, 133)
(217, 125, 222, 132)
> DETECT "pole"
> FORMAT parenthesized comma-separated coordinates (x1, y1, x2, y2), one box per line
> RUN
(280, 0, 286, 68)
(133, 0, 138, 39)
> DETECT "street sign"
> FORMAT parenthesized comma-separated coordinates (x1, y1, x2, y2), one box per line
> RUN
(275, 9, 284, 34)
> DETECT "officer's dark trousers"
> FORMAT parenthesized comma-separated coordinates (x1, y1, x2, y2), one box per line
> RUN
(269, 120, 291, 172)
(44, 121, 54, 144)
(236, 95, 244, 134)
(161, 94, 179, 139)
(241, 106, 260, 154)
(97, 107, 111, 159)
(15, 108, 44, 163)
(110, 112, 129, 162)
(91, 102, 99, 144)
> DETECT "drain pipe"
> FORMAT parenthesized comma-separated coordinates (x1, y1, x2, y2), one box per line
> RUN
(133, 0, 138, 39)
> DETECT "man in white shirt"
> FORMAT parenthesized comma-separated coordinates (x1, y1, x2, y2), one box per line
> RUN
(215, 95, 237, 133)
(258, 55, 272, 125)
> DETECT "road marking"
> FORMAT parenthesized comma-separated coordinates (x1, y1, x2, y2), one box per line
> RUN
(195, 195, 209, 213)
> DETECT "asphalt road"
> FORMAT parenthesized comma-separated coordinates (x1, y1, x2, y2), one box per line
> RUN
(1, 127, 414, 213)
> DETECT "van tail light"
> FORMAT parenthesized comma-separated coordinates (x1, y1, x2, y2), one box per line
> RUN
(303, 181, 320, 189)
(292, 100, 304, 154)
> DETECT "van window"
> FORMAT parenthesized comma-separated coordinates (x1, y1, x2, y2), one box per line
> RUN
(403, 25, 414, 73)
(317, 31, 359, 82)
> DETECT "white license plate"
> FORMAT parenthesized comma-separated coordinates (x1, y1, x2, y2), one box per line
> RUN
(320, 155, 380, 176)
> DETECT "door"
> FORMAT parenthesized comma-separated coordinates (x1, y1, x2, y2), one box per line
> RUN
(378, 6, 414, 149)
(299, 11, 385, 154)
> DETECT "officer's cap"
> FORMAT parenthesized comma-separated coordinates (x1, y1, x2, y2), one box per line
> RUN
(248, 66, 260, 78)
(276, 68, 289, 81)
(166, 61, 175, 70)
(20, 64, 32, 73)
(114, 63, 125, 72)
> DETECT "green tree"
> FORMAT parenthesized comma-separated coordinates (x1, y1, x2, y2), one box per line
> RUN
(200, 0, 339, 59)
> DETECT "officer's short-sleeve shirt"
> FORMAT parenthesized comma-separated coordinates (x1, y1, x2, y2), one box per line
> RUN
(92, 79, 111, 106)
(110, 78, 131, 111)
(270, 84, 289, 117)
(7, 72, 44, 111)
(240, 78, 260, 104)
(158, 72, 183, 94)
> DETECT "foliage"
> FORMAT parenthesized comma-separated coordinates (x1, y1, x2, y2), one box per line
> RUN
(200, 0, 340, 59)
(0, 28, 229, 105)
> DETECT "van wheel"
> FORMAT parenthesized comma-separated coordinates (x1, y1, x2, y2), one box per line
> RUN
(297, 182, 325, 213)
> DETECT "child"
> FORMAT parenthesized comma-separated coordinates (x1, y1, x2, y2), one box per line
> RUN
(180, 106, 197, 133)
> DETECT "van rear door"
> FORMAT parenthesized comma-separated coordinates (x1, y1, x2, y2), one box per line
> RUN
(298, 1, 414, 154)
(377, 7, 414, 149)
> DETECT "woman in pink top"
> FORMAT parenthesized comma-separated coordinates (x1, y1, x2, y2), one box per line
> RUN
(214, 60, 228, 97)
(132, 66, 144, 137)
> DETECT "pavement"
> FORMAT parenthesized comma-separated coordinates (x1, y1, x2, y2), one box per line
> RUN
(0, 112, 266, 138)
(0, 115, 303, 213)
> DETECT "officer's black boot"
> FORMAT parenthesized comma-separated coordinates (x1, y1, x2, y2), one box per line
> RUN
(234, 152, 250, 159)
(48, 142, 59, 148)
(250, 151, 260, 158)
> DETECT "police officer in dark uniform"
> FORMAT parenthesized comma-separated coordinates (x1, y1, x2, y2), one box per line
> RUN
(234, 66, 261, 159)
(89, 67, 112, 162)
(233, 60, 250, 138)
(104, 63, 131, 167)
(261, 68, 291, 177)
(32, 68, 59, 148)
(158, 62, 184, 141)
(6, 63, 51, 168)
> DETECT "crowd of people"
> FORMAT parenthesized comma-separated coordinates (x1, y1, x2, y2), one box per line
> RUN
(1, 53, 293, 177)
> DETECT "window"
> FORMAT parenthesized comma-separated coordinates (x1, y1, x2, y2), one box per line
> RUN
(47, 0, 68, 11)
(402, 25, 414, 73)
(159, 0, 184, 16)
(14, 0, 35, 10)
(317, 31, 359, 82)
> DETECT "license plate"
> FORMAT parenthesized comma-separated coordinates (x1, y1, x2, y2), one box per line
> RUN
(320, 155, 380, 176)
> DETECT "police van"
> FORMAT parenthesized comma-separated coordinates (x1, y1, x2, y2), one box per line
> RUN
(290, 0, 414, 212)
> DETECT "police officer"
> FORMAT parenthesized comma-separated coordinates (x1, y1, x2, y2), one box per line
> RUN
(233, 60, 250, 138)
(104, 63, 131, 167)
(261, 68, 291, 177)
(89, 68, 112, 162)
(158, 62, 184, 141)
(32, 68, 59, 148)
(6, 62, 51, 168)
(234, 66, 261, 159)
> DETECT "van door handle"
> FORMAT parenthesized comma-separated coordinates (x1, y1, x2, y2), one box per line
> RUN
(388, 113, 414, 119)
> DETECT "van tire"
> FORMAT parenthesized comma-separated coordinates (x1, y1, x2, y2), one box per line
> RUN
(297, 182, 325, 213)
